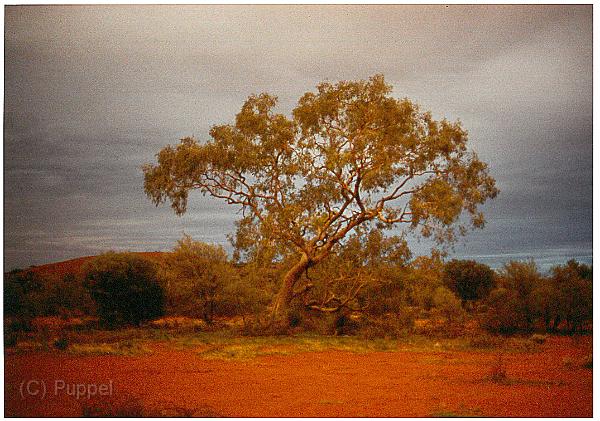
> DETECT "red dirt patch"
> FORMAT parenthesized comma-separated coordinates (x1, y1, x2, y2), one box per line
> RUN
(4, 336, 592, 417)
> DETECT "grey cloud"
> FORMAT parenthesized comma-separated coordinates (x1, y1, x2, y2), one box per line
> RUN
(4, 5, 592, 270)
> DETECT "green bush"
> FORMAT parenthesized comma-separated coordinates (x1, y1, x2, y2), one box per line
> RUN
(551, 260, 592, 332)
(4, 268, 94, 326)
(404, 253, 446, 311)
(83, 252, 164, 327)
(482, 261, 542, 333)
(431, 286, 465, 324)
(39, 273, 94, 317)
(4, 270, 43, 326)
(160, 235, 263, 323)
(333, 312, 361, 336)
(481, 287, 524, 333)
(443, 259, 495, 304)
(358, 311, 415, 339)
(238, 317, 291, 337)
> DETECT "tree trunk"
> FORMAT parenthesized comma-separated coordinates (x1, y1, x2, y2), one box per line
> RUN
(271, 253, 311, 322)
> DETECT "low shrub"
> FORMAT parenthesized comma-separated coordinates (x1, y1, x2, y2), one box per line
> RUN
(333, 313, 360, 336)
(238, 318, 290, 337)
(83, 252, 164, 328)
(358, 314, 414, 340)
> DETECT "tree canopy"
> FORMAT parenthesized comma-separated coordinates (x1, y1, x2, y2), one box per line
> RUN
(443, 259, 496, 303)
(144, 75, 498, 319)
(161, 234, 240, 323)
(83, 252, 164, 327)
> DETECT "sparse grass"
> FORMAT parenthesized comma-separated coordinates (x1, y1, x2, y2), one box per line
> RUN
(163, 331, 540, 361)
(8, 324, 548, 360)
(175, 333, 401, 360)
(483, 375, 565, 387)
(68, 341, 150, 356)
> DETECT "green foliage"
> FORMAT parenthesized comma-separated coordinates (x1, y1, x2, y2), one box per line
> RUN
(529, 280, 560, 331)
(144, 75, 498, 318)
(83, 252, 164, 327)
(404, 252, 446, 310)
(4, 269, 93, 329)
(550, 260, 592, 332)
(224, 275, 272, 322)
(361, 275, 409, 318)
(39, 273, 94, 317)
(301, 229, 411, 314)
(160, 235, 268, 323)
(482, 259, 592, 334)
(498, 260, 541, 297)
(4, 269, 43, 324)
(482, 260, 541, 333)
(4, 331, 18, 347)
(431, 286, 465, 324)
(161, 235, 233, 322)
(483, 287, 525, 333)
(357, 312, 415, 340)
(443, 259, 495, 303)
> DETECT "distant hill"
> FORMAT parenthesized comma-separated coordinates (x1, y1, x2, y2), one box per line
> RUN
(20, 252, 168, 279)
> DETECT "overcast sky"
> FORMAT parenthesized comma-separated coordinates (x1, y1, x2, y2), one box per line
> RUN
(4, 5, 592, 271)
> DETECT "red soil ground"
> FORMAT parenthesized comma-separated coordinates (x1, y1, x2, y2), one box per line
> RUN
(4, 336, 592, 417)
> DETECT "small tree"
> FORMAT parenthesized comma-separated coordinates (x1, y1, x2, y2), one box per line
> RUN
(551, 260, 592, 332)
(431, 286, 465, 324)
(4, 269, 44, 329)
(144, 75, 498, 321)
(161, 235, 241, 323)
(84, 253, 164, 327)
(443, 259, 495, 305)
(530, 280, 561, 332)
(484, 260, 541, 333)
(405, 252, 446, 311)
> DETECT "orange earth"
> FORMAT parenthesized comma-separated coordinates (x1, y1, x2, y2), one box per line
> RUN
(4, 336, 592, 417)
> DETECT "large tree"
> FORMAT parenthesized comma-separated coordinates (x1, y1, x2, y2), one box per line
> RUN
(144, 75, 498, 321)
